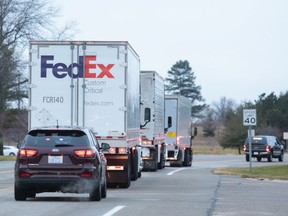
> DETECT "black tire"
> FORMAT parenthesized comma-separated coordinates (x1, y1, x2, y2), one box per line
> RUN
(119, 158, 131, 188)
(257, 157, 262, 162)
(107, 183, 117, 188)
(26, 191, 36, 198)
(131, 149, 139, 181)
(158, 144, 165, 169)
(9, 153, 16, 156)
(267, 153, 272, 162)
(245, 154, 250, 162)
(89, 182, 101, 201)
(14, 184, 27, 201)
(119, 179, 130, 188)
(151, 151, 158, 172)
(174, 150, 183, 167)
(158, 153, 165, 169)
(183, 149, 192, 167)
(101, 178, 107, 198)
(279, 152, 284, 162)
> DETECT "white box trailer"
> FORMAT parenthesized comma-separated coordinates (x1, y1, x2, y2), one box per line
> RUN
(140, 71, 166, 171)
(29, 41, 142, 188)
(164, 94, 195, 167)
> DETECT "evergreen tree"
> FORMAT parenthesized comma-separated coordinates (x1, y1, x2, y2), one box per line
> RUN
(165, 60, 206, 118)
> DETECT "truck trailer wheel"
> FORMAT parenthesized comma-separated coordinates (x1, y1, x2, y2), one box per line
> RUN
(119, 155, 131, 188)
(170, 150, 183, 167)
(131, 149, 139, 181)
(183, 149, 192, 167)
(158, 152, 165, 169)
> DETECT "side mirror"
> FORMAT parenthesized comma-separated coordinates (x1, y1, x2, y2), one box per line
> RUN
(140, 108, 151, 129)
(17, 143, 22, 149)
(101, 142, 110, 150)
(144, 107, 151, 122)
(193, 127, 198, 137)
(164, 116, 172, 133)
(167, 116, 172, 128)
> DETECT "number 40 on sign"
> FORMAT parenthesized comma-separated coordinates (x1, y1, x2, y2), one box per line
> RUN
(243, 109, 257, 126)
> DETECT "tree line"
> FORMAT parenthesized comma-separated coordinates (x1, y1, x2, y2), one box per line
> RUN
(202, 92, 288, 152)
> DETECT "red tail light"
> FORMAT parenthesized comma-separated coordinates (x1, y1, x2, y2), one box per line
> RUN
(243, 144, 246, 151)
(74, 150, 95, 158)
(80, 173, 92, 177)
(20, 173, 31, 177)
(19, 149, 37, 157)
(266, 145, 271, 152)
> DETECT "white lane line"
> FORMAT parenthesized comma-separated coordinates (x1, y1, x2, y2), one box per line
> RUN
(102, 206, 125, 216)
(0, 170, 13, 174)
(0, 186, 13, 192)
(167, 168, 187, 176)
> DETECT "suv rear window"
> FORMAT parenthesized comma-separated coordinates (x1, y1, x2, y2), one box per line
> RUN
(246, 136, 267, 145)
(23, 130, 89, 147)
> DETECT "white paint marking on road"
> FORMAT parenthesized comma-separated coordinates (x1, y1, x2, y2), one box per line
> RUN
(167, 168, 187, 176)
(102, 206, 125, 216)
(0, 170, 13, 174)
(0, 186, 13, 192)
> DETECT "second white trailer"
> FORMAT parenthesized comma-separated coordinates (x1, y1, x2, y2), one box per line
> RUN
(140, 71, 166, 171)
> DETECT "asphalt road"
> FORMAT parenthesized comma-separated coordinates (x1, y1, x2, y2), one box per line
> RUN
(0, 154, 287, 216)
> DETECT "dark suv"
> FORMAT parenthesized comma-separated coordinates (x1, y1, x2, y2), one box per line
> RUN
(243, 135, 284, 162)
(15, 126, 110, 201)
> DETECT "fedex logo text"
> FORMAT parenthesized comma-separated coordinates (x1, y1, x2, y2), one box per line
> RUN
(40, 55, 115, 79)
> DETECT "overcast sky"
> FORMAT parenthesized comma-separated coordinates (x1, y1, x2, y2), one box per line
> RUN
(55, 0, 288, 105)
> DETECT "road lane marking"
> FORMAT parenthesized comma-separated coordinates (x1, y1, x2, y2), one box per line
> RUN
(0, 186, 13, 192)
(167, 168, 187, 176)
(103, 206, 125, 216)
(0, 170, 13, 174)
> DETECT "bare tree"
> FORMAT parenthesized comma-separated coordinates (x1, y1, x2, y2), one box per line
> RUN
(212, 97, 237, 124)
(0, 0, 77, 154)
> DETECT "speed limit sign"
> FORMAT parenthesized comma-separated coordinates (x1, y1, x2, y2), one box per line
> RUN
(243, 109, 257, 126)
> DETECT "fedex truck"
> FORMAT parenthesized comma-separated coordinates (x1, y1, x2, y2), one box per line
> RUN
(140, 71, 166, 171)
(164, 95, 197, 167)
(28, 41, 142, 188)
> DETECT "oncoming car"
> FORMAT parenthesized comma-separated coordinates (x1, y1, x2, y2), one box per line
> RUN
(243, 135, 284, 162)
(14, 126, 110, 201)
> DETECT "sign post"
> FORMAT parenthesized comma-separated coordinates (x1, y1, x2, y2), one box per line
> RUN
(243, 109, 257, 172)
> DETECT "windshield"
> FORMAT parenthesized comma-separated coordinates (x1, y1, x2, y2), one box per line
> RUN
(23, 130, 89, 147)
(245, 136, 267, 145)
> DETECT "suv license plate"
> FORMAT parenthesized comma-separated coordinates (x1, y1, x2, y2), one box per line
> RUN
(48, 155, 63, 164)
(254, 152, 259, 155)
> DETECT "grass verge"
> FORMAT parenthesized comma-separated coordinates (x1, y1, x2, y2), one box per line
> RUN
(0, 156, 16, 161)
(213, 165, 288, 181)
(193, 146, 240, 155)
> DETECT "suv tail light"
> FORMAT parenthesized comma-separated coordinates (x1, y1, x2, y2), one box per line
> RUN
(266, 145, 271, 152)
(74, 150, 95, 158)
(19, 149, 38, 157)
(243, 144, 246, 151)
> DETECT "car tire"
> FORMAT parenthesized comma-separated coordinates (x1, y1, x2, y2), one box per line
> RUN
(26, 191, 36, 198)
(89, 182, 101, 201)
(279, 152, 284, 162)
(14, 184, 27, 201)
(245, 154, 249, 162)
(267, 153, 272, 162)
(9, 152, 16, 156)
(257, 157, 262, 162)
